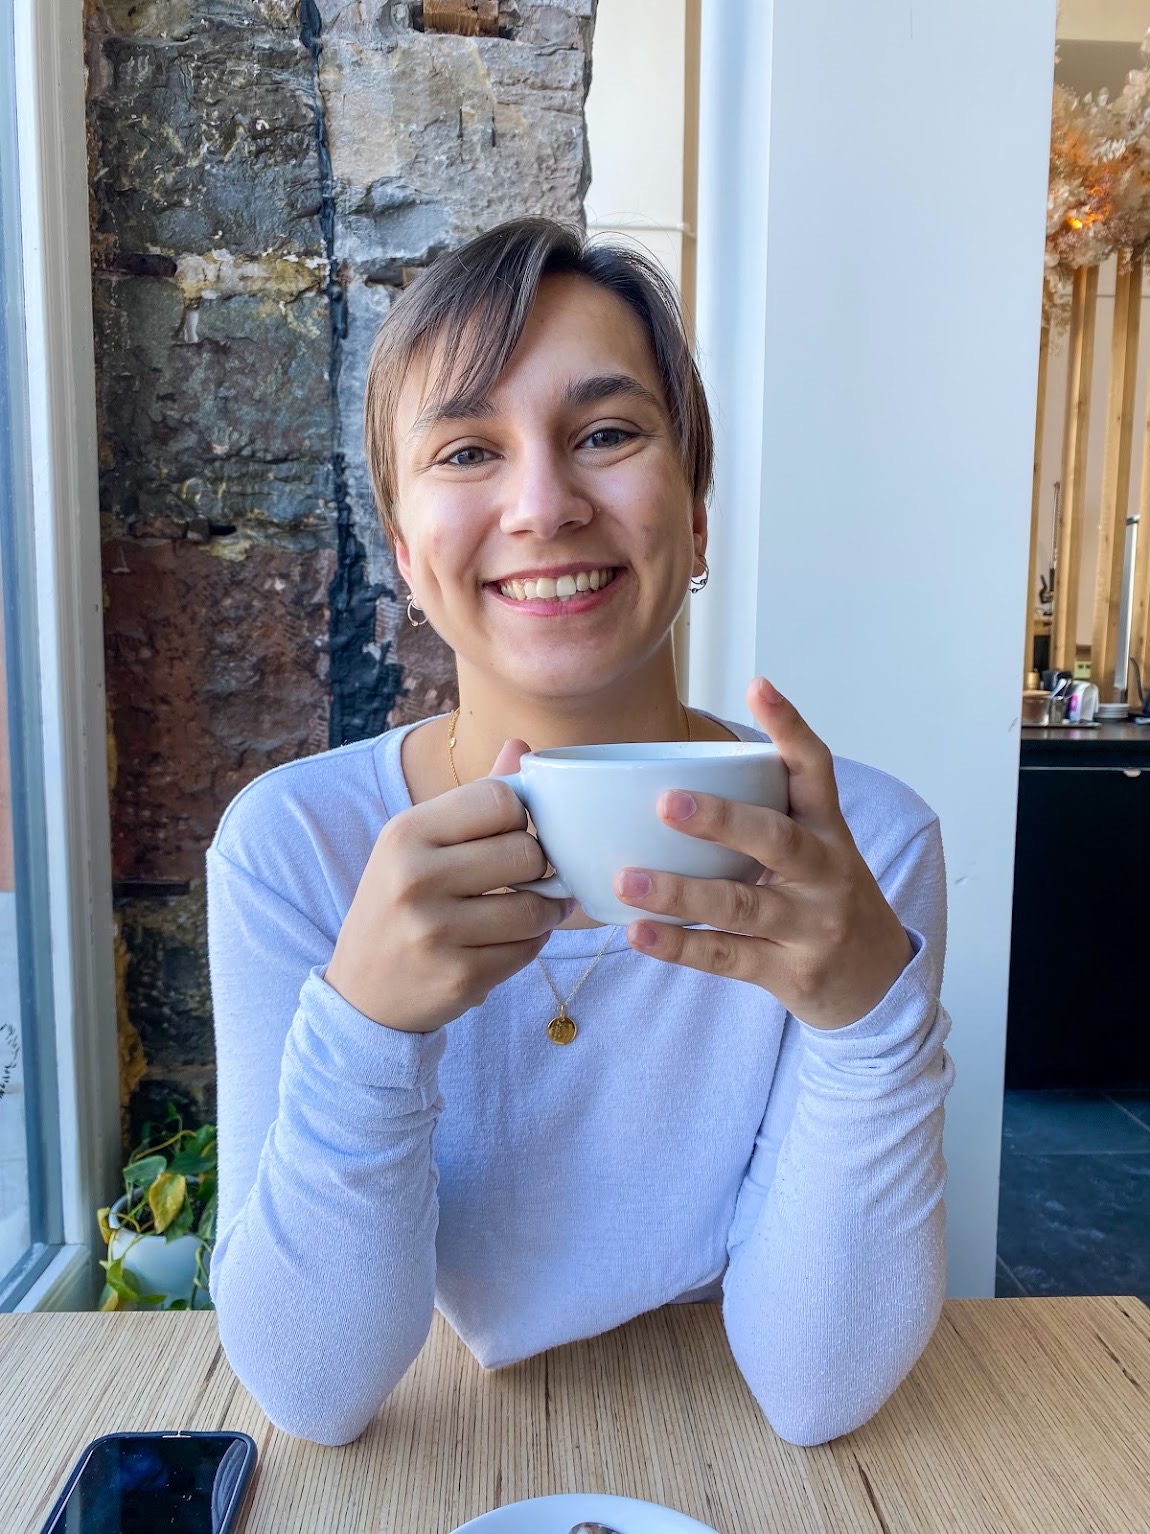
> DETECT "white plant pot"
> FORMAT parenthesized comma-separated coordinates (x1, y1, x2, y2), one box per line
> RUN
(108, 1192, 208, 1305)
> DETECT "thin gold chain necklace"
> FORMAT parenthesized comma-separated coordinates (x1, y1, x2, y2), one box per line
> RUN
(446, 702, 694, 1045)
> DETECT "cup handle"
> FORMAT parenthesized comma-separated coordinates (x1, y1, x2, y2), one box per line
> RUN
(512, 874, 573, 900)
(489, 772, 572, 902)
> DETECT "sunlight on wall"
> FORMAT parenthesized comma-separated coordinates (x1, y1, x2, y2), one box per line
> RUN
(585, 0, 686, 292)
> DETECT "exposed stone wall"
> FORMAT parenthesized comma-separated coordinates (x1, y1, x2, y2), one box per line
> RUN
(86, 0, 597, 1145)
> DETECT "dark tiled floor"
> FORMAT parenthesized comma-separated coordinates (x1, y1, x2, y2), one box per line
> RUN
(996, 1089, 1150, 1305)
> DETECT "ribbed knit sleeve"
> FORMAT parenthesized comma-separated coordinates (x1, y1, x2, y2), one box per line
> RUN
(722, 816, 954, 1445)
(206, 845, 445, 1444)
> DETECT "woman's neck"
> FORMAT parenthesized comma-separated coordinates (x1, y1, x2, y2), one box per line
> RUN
(448, 650, 687, 783)
(401, 642, 741, 811)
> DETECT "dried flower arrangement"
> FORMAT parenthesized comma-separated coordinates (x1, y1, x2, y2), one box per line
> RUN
(1046, 33, 1150, 326)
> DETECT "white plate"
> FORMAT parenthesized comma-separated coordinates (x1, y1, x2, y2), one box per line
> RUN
(450, 1492, 719, 1534)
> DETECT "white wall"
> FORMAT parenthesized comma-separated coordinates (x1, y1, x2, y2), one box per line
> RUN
(693, 0, 1057, 1298)
(585, 0, 686, 289)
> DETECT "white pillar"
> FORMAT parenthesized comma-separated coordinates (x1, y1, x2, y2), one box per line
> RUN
(692, 0, 1057, 1297)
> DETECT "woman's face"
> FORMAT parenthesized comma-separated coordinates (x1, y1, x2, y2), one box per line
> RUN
(391, 273, 706, 702)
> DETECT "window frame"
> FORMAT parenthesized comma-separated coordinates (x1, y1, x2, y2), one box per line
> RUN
(2, 0, 120, 1313)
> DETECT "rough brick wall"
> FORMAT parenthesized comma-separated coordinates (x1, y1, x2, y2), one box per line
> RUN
(86, 0, 597, 1145)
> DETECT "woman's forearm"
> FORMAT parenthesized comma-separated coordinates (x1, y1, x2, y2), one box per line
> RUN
(723, 938, 954, 1446)
(207, 829, 448, 1445)
(211, 969, 445, 1444)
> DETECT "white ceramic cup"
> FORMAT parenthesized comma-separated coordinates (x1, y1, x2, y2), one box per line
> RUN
(491, 741, 789, 927)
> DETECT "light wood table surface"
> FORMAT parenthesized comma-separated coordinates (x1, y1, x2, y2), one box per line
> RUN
(4, 1297, 1150, 1533)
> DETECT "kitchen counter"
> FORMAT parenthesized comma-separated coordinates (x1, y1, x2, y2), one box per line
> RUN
(1020, 718, 1150, 768)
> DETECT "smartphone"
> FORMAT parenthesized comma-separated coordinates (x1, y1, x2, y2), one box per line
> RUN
(38, 1430, 257, 1534)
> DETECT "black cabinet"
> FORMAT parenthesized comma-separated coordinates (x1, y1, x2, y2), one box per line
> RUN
(1006, 724, 1150, 1088)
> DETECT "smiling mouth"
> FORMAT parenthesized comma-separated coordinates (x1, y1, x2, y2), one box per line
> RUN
(492, 567, 621, 602)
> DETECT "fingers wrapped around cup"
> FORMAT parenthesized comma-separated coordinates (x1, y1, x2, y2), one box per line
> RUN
(612, 787, 821, 982)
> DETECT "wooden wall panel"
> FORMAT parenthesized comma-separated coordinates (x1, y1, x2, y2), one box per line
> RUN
(1024, 324, 1051, 686)
(1051, 264, 1100, 673)
(1091, 256, 1142, 700)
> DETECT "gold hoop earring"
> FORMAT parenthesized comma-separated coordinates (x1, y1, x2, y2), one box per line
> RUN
(689, 558, 709, 594)
(406, 593, 429, 627)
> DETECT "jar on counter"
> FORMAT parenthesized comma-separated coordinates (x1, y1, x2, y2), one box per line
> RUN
(1022, 690, 1066, 725)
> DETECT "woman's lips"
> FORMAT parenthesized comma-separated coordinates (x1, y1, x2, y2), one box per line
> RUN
(486, 567, 627, 616)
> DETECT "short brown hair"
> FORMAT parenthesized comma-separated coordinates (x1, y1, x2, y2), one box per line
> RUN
(363, 217, 714, 547)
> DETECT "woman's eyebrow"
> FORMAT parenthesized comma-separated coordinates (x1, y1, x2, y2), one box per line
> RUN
(564, 372, 662, 412)
(408, 393, 496, 441)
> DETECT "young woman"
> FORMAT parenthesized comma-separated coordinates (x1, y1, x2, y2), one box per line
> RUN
(206, 219, 953, 1448)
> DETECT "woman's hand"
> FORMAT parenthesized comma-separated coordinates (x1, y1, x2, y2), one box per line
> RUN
(616, 678, 914, 1031)
(325, 738, 569, 1033)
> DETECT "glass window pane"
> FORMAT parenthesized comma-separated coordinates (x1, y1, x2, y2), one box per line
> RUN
(0, 596, 26, 1276)
(0, 0, 61, 1300)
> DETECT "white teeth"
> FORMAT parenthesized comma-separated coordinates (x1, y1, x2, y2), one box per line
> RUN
(497, 567, 617, 602)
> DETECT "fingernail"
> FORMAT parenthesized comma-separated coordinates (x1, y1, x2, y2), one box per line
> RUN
(757, 677, 783, 704)
(662, 790, 697, 821)
(630, 922, 658, 949)
(618, 869, 653, 898)
(559, 898, 577, 920)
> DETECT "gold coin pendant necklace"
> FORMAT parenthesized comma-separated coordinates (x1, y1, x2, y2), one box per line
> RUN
(446, 702, 693, 1045)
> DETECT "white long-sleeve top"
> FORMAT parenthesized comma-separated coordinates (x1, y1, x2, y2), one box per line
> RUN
(206, 710, 954, 1447)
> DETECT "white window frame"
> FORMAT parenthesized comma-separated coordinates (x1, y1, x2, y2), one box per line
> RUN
(687, 0, 771, 726)
(7, 0, 120, 1312)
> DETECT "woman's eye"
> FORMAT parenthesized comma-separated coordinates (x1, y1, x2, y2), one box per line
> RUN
(442, 445, 490, 468)
(582, 427, 633, 450)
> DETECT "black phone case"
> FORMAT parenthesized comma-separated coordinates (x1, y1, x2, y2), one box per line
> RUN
(38, 1429, 258, 1534)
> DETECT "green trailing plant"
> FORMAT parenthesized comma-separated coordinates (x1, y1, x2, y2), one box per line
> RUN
(96, 1105, 217, 1312)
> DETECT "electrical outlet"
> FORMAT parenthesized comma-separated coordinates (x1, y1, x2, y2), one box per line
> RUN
(1074, 658, 1092, 680)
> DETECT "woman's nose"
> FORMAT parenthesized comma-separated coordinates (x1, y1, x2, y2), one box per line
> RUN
(499, 450, 594, 538)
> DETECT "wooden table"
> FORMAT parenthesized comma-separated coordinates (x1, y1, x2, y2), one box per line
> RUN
(5, 1298, 1150, 1533)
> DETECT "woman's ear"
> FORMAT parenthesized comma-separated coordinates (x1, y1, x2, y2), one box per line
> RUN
(394, 538, 413, 589)
(691, 497, 708, 565)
